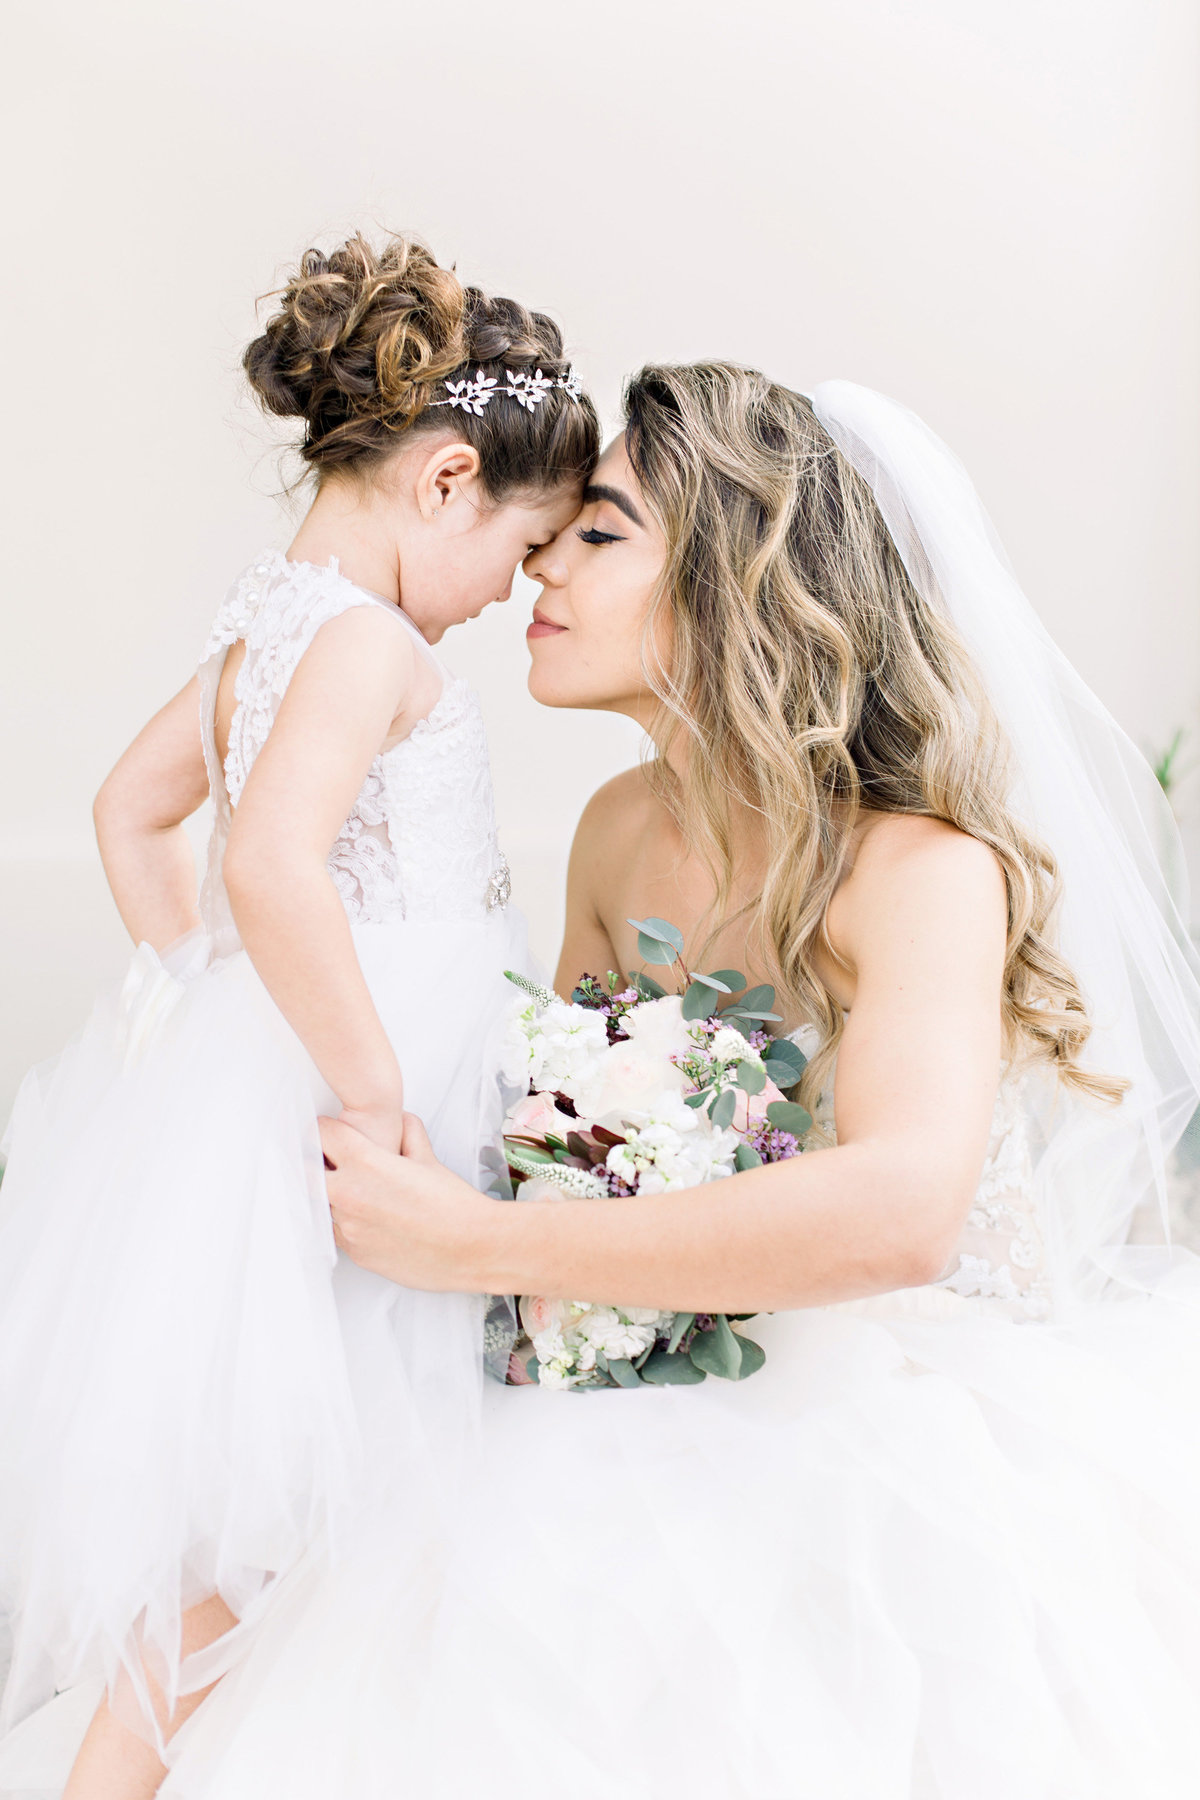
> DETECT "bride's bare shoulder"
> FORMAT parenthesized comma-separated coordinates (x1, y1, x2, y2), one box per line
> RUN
(573, 763, 667, 852)
(829, 812, 1007, 960)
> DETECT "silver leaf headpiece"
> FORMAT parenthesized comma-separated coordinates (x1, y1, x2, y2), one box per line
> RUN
(430, 366, 584, 417)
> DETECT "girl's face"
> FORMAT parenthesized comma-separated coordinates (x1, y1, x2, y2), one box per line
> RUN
(522, 437, 670, 718)
(397, 439, 582, 642)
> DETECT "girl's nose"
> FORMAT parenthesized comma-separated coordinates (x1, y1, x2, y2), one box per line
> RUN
(524, 545, 568, 587)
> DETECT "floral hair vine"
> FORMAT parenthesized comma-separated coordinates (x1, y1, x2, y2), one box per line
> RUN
(430, 366, 584, 418)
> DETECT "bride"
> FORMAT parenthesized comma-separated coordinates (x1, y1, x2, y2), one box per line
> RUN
(9, 365, 1200, 1797)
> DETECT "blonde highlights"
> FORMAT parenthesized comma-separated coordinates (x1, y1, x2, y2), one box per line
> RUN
(623, 362, 1125, 1113)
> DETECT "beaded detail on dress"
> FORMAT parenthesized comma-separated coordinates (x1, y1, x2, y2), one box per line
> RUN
(197, 552, 509, 932)
(789, 1026, 1051, 1323)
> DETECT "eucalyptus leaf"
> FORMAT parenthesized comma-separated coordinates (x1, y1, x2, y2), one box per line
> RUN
(734, 1141, 763, 1171)
(684, 1089, 711, 1109)
(735, 1061, 766, 1096)
(708, 969, 746, 992)
(731, 1333, 766, 1379)
(606, 1358, 643, 1388)
(688, 970, 734, 994)
(765, 1100, 813, 1136)
(626, 916, 685, 952)
(525, 1359, 540, 1384)
(735, 984, 776, 1015)
(761, 1038, 808, 1082)
(725, 1008, 784, 1025)
(763, 1057, 802, 1088)
(667, 1311, 696, 1354)
(688, 1314, 743, 1380)
(709, 1087, 737, 1130)
(637, 932, 679, 968)
(641, 1349, 707, 1385)
(629, 972, 667, 1001)
(682, 980, 719, 1022)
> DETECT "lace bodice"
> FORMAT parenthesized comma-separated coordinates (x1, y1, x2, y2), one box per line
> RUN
(790, 1027, 1051, 1324)
(196, 552, 510, 948)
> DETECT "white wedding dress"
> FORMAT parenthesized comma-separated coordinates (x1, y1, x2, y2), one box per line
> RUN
(3, 1055, 1200, 1799)
(0, 551, 527, 1746)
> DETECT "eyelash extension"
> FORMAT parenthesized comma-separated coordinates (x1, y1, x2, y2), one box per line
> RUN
(576, 528, 625, 546)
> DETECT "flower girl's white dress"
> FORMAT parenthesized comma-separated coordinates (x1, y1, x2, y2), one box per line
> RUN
(5, 1052, 1200, 1797)
(0, 551, 527, 1740)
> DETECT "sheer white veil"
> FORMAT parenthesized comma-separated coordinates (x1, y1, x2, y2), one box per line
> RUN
(808, 381, 1200, 1314)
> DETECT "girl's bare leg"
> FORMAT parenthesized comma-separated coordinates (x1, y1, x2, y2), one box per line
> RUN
(62, 1594, 238, 1800)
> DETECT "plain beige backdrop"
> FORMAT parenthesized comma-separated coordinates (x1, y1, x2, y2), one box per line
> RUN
(1, 0, 1197, 1118)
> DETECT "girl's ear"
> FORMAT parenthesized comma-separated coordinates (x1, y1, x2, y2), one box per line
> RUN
(414, 440, 483, 523)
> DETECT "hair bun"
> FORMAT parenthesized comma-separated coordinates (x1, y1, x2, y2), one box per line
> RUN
(244, 233, 467, 464)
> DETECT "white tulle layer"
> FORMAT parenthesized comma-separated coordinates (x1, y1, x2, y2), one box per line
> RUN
(6, 1267, 1200, 1798)
(0, 910, 527, 1741)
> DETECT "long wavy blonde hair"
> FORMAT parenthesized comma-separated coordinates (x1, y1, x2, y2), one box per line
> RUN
(623, 362, 1125, 1114)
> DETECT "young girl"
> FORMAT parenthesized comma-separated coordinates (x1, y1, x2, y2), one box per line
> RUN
(0, 232, 598, 1793)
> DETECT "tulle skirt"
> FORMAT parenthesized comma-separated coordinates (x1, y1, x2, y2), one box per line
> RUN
(5, 1265, 1200, 1798)
(0, 907, 527, 1743)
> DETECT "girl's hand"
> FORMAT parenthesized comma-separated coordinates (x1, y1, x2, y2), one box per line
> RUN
(334, 1099, 406, 1155)
(320, 1113, 496, 1290)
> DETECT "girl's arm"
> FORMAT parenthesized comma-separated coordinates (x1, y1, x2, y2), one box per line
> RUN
(94, 677, 211, 948)
(321, 817, 1011, 1305)
(222, 607, 419, 1152)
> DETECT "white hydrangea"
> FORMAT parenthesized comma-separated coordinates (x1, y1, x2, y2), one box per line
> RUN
(509, 998, 610, 1100)
(529, 1302, 674, 1387)
(605, 1088, 739, 1194)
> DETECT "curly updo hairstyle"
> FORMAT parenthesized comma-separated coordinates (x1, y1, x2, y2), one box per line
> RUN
(244, 232, 599, 498)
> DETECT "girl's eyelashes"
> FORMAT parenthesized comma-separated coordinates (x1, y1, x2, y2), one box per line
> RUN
(576, 527, 625, 546)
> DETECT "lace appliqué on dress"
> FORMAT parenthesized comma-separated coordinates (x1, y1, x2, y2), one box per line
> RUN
(199, 552, 509, 930)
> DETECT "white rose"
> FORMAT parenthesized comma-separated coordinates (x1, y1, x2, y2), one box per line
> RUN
(574, 996, 692, 1119)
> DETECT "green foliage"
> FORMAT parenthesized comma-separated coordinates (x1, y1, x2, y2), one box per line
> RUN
(765, 1100, 813, 1135)
(628, 971, 667, 1001)
(667, 1311, 696, 1353)
(688, 1314, 744, 1379)
(606, 1358, 643, 1388)
(735, 1060, 766, 1095)
(641, 1349, 707, 1385)
(709, 1087, 737, 1129)
(682, 979, 718, 1021)
(761, 1038, 808, 1087)
(734, 1141, 763, 1171)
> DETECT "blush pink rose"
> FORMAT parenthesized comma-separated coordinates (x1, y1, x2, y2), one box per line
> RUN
(508, 1090, 566, 1136)
(520, 1294, 571, 1337)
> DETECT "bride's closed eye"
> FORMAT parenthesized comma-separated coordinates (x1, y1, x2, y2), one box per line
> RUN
(576, 527, 625, 546)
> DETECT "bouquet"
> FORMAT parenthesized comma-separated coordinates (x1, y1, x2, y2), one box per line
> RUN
(501, 917, 812, 1390)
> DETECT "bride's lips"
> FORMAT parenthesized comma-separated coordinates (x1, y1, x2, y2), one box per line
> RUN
(527, 607, 567, 641)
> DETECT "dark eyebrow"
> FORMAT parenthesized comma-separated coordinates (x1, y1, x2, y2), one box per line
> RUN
(583, 482, 646, 529)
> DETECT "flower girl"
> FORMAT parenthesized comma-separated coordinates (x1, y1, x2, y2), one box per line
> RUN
(0, 231, 597, 1793)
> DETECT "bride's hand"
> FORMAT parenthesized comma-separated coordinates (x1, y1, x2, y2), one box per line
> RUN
(320, 1112, 496, 1290)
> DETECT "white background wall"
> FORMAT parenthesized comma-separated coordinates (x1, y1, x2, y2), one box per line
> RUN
(2, 0, 1197, 1118)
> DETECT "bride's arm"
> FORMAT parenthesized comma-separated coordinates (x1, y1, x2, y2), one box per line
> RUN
(322, 817, 1010, 1307)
